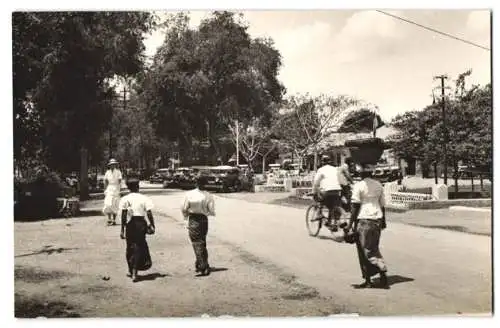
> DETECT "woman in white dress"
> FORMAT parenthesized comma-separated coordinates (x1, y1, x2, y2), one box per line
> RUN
(103, 158, 123, 225)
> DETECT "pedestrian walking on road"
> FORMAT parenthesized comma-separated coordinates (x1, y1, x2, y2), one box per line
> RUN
(119, 176, 156, 282)
(181, 177, 216, 276)
(103, 158, 123, 225)
(346, 164, 389, 289)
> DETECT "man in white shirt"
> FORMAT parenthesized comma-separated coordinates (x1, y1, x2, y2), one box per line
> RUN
(312, 155, 342, 231)
(119, 176, 155, 282)
(347, 164, 388, 289)
(182, 177, 216, 276)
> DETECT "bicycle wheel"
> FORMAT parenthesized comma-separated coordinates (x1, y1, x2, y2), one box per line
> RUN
(306, 204, 322, 237)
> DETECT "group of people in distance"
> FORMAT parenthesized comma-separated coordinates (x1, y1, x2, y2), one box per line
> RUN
(102, 155, 388, 288)
(313, 155, 389, 289)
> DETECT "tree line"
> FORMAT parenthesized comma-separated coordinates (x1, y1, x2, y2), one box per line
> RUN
(13, 11, 492, 200)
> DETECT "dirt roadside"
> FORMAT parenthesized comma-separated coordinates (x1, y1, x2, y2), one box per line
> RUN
(14, 213, 352, 318)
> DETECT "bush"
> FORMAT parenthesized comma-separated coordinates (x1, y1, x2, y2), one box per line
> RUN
(14, 165, 69, 220)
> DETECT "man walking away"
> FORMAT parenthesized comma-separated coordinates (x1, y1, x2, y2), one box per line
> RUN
(347, 164, 389, 289)
(181, 177, 216, 276)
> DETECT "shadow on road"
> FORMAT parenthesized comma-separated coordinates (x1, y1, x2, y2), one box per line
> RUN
(375, 275, 415, 287)
(136, 273, 169, 282)
(194, 267, 229, 278)
(15, 246, 78, 258)
(210, 267, 228, 273)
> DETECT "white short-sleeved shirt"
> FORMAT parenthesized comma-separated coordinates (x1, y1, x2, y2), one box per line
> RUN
(119, 192, 154, 222)
(313, 165, 341, 193)
(351, 178, 386, 220)
(182, 188, 216, 217)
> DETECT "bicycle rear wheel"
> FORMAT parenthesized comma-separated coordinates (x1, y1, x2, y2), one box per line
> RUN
(306, 204, 322, 237)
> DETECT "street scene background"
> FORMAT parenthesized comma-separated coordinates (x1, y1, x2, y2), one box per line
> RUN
(8, 6, 493, 320)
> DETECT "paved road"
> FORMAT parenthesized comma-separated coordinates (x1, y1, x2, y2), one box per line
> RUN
(15, 213, 347, 317)
(150, 191, 492, 316)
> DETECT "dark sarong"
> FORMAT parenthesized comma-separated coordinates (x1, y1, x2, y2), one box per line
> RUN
(355, 219, 387, 279)
(126, 216, 152, 272)
(188, 214, 209, 272)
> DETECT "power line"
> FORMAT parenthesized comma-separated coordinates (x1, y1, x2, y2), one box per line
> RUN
(376, 10, 491, 51)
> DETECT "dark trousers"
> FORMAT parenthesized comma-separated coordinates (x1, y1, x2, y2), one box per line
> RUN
(355, 219, 386, 279)
(320, 190, 342, 221)
(188, 214, 209, 271)
(126, 216, 152, 272)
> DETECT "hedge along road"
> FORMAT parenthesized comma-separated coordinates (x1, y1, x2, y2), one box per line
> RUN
(149, 192, 492, 316)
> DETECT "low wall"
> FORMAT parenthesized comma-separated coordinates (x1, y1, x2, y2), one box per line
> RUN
(254, 184, 286, 193)
(390, 192, 434, 205)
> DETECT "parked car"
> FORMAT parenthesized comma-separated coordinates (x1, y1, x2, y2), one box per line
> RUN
(172, 167, 194, 189)
(201, 165, 243, 192)
(149, 168, 172, 184)
(373, 165, 401, 183)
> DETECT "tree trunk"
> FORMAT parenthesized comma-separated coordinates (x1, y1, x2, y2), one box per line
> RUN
(453, 159, 459, 194)
(421, 161, 430, 178)
(313, 151, 318, 171)
(207, 120, 221, 165)
(433, 162, 438, 184)
(79, 147, 89, 201)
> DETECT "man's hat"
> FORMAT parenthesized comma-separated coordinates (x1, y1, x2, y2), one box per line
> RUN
(108, 158, 119, 166)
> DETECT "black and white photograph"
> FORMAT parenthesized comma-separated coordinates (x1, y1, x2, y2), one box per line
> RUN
(7, 1, 494, 320)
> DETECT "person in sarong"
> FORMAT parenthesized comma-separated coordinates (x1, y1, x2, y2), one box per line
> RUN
(181, 177, 215, 276)
(103, 158, 123, 225)
(346, 164, 389, 289)
(119, 176, 155, 282)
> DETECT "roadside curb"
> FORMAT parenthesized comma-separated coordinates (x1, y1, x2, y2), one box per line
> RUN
(449, 206, 491, 213)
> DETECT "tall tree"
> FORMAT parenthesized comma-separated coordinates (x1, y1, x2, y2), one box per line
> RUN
(141, 11, 285, 164)
(13, 12, 157, 199)
(275, 94, 359, 170)
(388, 70, 492, 181)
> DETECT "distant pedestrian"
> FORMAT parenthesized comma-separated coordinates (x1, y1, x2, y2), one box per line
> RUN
(119, 176, 155, 282)
(181, 177, 216, 276)
(103, 158, 123, 225)
(339, 157, 354, 212)
(346, 164, 389, 289)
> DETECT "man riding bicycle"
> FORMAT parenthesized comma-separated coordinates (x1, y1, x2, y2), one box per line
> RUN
(312, 155, 344, 232)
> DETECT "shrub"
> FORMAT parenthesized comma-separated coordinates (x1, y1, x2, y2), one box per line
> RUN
(14, 165, 69, 220)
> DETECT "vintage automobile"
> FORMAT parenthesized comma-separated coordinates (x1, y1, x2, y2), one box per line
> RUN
(174, 167, 196, 189)
(149, 168, 172, 184)
(373, 165, 402, 184)
(201, 165, 243, 192)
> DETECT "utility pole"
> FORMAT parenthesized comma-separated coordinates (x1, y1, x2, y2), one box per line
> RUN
(109, 96, 113, 158)
(235, 119, 239, 166)
(434, 75, 448, 185)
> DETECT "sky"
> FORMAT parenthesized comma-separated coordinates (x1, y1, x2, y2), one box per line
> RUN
(143, 9, 491, 122)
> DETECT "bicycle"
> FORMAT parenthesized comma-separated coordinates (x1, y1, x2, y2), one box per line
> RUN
(305, 192, 349, 237)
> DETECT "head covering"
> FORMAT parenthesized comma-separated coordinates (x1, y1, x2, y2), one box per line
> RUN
(108, 158, 119, 166)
